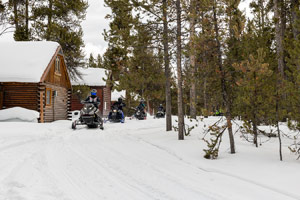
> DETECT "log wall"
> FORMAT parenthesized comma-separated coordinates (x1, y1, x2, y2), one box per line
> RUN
(0, 82, 39, 110)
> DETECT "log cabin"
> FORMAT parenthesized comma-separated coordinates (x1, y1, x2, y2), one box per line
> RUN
(71, 67, 112, 117)
(0, 41, 72, 122)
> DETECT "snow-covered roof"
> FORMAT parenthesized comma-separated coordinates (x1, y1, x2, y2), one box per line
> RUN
(0, 41, 60, 82)
(71, 67, 108, 86)
(111, 90, 126, 101)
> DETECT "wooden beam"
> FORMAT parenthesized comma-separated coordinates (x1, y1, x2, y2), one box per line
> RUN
(40, 91, 44, 123)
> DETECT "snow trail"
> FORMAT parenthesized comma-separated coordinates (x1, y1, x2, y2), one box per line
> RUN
(0, 119, 299, 200)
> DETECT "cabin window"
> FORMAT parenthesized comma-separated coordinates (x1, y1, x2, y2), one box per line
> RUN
(55, 56, 61, 74)
(46, 88, 52, 106)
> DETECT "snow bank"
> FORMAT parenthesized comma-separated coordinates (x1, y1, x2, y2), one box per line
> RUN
(0, 107, 39, 122)
(71, 67, 108, 86)
(0, 41, 60, 82)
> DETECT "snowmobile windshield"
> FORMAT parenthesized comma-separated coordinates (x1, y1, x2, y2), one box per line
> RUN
(82, 103, 95, 114)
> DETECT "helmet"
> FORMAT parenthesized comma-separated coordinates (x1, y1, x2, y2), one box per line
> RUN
(91, 89, 97, 96)
(160, 104, 162, 107)
(140, 98, 145, 103)
(118, 97, 123, 103)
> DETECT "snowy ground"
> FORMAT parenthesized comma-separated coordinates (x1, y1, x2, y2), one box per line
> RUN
(0, 117, 299, 200)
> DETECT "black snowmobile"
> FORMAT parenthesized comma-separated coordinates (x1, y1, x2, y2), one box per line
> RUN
(134, 107, 147, 120)
(72, 101, 104, 130)
(108, 105, 124, 123)
(155, 110, 165, 118)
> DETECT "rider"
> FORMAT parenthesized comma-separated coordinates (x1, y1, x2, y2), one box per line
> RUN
(85, 89, 100, 108)
(158, 104, 164, 112)
(137, 99, 146, 115)
(85, 89, 104, 129)
(110, 97, 126, 123)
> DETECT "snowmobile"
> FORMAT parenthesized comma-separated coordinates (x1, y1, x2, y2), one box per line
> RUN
(155, 110, 165, 118)
(72, 101, 104, 130)
(108, 105, 124, 123)
(134, 108, 147, 120)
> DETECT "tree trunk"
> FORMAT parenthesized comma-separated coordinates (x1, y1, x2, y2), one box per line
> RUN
(163, 0, 172, 131)
(274, 0, 284, 161)
(277, 121, 283, 161)
(259, 0, 265, 31)
(253, 73, 258, 147)
(189, 0, 196, 119)
(46, 0, 53, 40)
(13, 0, 19, 32)
(203, 77, 207, 114)
(176, 0, 184, 140)
(291, 0, 300, 70)
(291, 0, 299, 39)
(276, 94, 283, 161)
(253, 115, 258, 147)
(213, 1, 235, 154)
(226, 111, 235, 153)
(25, 0, 29, 40)
(202, 11, 208, 115)
(147, 98, 151, 115)
(274, 0, 285, 78)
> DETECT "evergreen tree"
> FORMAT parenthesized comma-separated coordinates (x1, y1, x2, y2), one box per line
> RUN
(176, 0, 184, 140)
(130, 0, 174, 131)
(121, 22, 165, 112)
(162, 0, 172, 131)
(103, 0, 135, 81)
(185, 0, 220, 117)
(96, 54, 103, 68)
(7, 0, 32, 40)
(188, 0, 197, 119)
(88, 53, 97, 68)
(31, 0, 88, 78)
(234, 49, 273, 147)
(0, 0, 9, 36)
(103, 0, 166, 114)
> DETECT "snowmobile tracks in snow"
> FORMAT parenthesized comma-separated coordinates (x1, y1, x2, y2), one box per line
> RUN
(124, 134, 300, 200)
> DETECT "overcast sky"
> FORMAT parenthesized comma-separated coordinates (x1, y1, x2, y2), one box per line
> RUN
(84, 0, 252, 58)
(0, 0, 252, 58)
(82, 0, 110, 58)
(0, 0, 112, 58)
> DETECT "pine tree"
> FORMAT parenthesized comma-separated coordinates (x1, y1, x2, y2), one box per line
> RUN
(184, 0, 220, 117)
(0, 0, 9, 36)
(96, 54, 103, 68)
(88, 53, 97, 68)
(281, 0, 300, 160)
(103, 0, 135, 82)
(189, 0, 197, 119)
(122, 22, 165, 111)
(131, 0, 173, 131)
(234, 49, 273, 147)
(176, 0, 184, 140)
(162, 0, 172, 131)
(31, 0, 88, 78)
(103, 0, 165, 114)
(7, 0, 32, 40)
